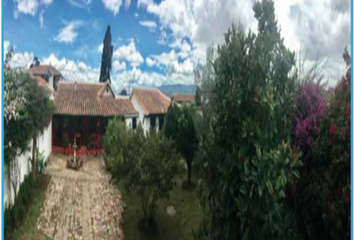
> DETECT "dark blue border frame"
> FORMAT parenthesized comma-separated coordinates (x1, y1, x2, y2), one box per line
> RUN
(0, 1, 353, 240)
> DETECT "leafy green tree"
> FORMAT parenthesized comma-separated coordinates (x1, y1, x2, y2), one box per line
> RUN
(26, 76, 55, 180)
(99, 25, 113, 83)
(130, 130, 179, 224)
(103, 119, 179, 224)
(194, 1, 301, 239)
(164, 103, 198, 187)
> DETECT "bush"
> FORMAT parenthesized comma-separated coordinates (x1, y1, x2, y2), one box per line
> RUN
(291, 82, 326, 164)
(129, 130, 179, 224)
(103, 118, 180, 224)
(294, 50, 351, 240)
(194, 1, 302, 239)
(4, 174, 37, 240)
(164, 103, 198, 186)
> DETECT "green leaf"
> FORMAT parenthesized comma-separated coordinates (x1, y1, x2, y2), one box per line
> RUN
(266, 181, 273, 195)
(240, 185, 246, 195)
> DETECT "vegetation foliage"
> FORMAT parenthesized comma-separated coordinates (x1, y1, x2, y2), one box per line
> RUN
(164, 103, 199, 186)
(103, 119, 179, 224)
(194, 1, 302, 239)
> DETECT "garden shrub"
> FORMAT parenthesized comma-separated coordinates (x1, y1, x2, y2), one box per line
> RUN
(164, 103, 199, 187)
(129, 130, 179, 224)
(291, 82, 326, 164)
(103, 118, 179, 224)
(4, 173, 37, 240)
(194, 1, 302, 239)
(295, 50, 351, 240)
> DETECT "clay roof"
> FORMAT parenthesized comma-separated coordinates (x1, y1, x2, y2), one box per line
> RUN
(171, 94, 195, 103)
(28, 65, 62, 76)
(35, 76, 51, 90)
(131, 87, 170, 115)
(55, 82, 138, 116)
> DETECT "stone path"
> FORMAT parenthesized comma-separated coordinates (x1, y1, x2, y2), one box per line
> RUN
(37, 154, 124, 240)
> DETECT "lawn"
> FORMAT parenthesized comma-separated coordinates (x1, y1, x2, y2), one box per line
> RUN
(118, 167, 203, 240)
(8, 175, 51, 240)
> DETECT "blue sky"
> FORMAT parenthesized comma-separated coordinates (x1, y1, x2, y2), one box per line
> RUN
(3, 0, 351, 92)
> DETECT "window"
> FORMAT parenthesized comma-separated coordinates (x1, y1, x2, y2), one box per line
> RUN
(151, 116, 156, 128)
(159, 116, 164, 130)
(132, 117, 137, 129)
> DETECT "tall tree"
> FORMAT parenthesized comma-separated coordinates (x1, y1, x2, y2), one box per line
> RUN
(30, 57, 40, 68)
(194, 0, 301, 239)
(164, 103, 198, 187)
(99, 25, 113, 83)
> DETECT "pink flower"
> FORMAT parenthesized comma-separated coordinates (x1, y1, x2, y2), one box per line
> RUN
(345, 108, 350, 117)
(345, 192, 349, 204)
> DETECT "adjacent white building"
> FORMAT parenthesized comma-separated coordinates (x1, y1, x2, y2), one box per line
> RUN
(130, 87, 171, 134)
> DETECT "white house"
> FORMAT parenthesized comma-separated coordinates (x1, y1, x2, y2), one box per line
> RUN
(130, 87, 171, 134)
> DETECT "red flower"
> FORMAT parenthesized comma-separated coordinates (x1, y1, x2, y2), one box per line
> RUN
(345, 192, 349, 204)
(345, 108, 350, 117)
(330, 123, 336, 143)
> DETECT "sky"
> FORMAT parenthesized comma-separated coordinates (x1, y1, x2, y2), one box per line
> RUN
(3, 0, 351, 92)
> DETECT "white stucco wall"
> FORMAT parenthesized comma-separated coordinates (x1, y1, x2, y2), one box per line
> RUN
(4, 121, 52, 207)
(131, 95, 151, 134)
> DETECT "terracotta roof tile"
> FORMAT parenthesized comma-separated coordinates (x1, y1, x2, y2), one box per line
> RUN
(55, 82, 138, 116)
(28, 65, 62, 76)
(171, 94, 195, 103)
(131, 87, 170, 115)
(35, 76, 51, 90)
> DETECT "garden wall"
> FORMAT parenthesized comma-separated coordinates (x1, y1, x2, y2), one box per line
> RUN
(3, 122, 52, 207)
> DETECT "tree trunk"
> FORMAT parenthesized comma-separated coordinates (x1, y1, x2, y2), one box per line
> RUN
(32, 137, 37, 181)
(187, 159, 192, 186)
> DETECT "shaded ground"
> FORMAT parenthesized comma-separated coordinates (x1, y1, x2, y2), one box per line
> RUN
(37, 154, 124, 240)
(8, 175, 51, 240)
(119, 168, 202, 240)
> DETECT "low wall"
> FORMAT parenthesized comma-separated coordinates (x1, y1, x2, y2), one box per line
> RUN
(4, 122, 52, 207)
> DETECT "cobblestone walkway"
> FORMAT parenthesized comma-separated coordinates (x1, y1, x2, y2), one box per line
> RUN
(37, 154, 124, 240)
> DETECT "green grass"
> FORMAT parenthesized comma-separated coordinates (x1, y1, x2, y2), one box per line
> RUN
(119, 168, 203, 240)
(9, 175, 51, 240)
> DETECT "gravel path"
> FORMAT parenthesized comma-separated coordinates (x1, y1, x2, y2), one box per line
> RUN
(37, 154, 124, 240)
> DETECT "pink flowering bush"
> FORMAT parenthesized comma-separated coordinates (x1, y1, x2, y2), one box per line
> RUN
(292, 49, 351, 240)
(292, 82, 326, 164)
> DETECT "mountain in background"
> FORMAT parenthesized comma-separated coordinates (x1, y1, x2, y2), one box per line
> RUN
(158, 84, 196, 96)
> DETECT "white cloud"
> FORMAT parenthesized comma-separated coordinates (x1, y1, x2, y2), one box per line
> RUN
(10, 52, 34, 69)
(113, 60, 126, 71)
(39, 10, 44, 28)
(4, 40, 11, 58)
(98, 43, 104, 53)
(138, 0, 348, 87)
(139, 20, 157, 29)
(54, 21, 82, 44)
(14, 0, 55, 17)
(113, 40, 144, 67)
(134, 13, 139, 18)
(101, 0, 123, 15)
(125, 0, 131, 9)
(146, 57, 157, 67)
(68, 0, 91, 9)
(14, 0, 39, 16)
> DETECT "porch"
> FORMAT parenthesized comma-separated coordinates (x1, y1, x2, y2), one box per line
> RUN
(52, 115, 119, 155)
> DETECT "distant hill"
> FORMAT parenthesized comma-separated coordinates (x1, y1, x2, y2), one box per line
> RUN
(158, 84, 196, 96)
